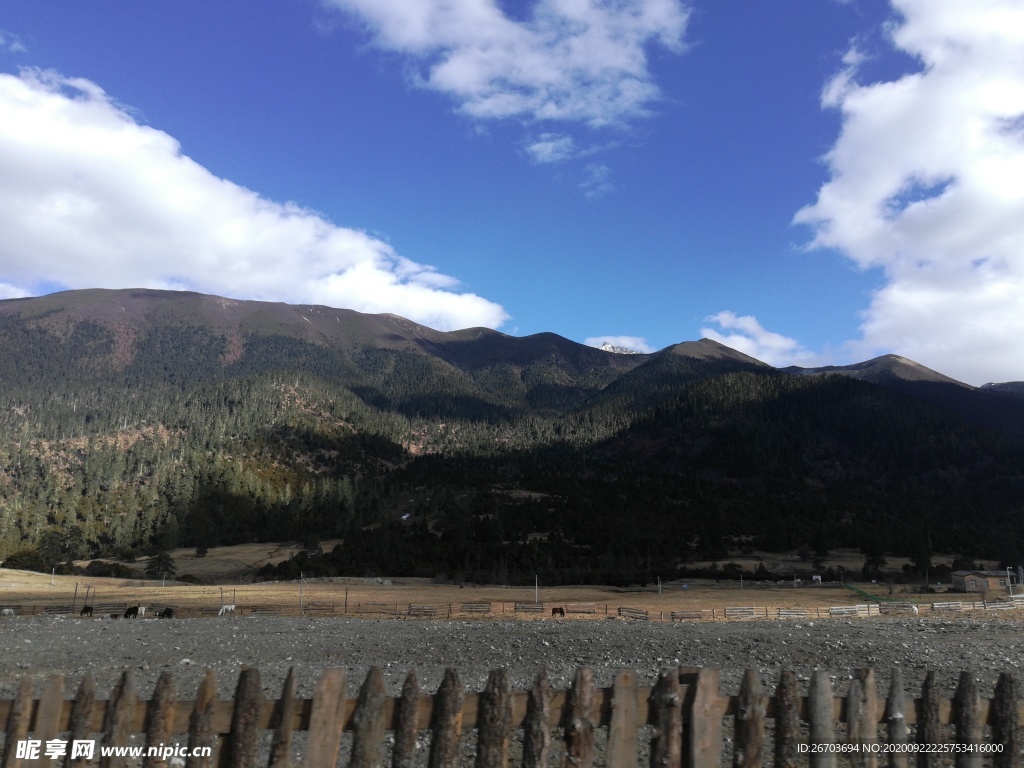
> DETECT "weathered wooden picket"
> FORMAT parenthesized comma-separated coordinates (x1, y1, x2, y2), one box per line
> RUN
(1, 666, 1021, 768)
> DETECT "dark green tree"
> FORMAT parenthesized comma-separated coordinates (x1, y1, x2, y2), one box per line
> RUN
(1, 548, 48, 573)
(145, 551, 176, 580)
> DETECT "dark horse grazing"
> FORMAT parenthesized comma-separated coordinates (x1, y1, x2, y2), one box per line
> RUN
(551, 607, 565, 618)
(157, 607, 174, 619)
(124, 605, 139, 619)
(80, 605, 93, 617)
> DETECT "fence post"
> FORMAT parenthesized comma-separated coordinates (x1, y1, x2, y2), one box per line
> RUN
(1, 674, 33, 768)
(953, 671, 983, 768)
(991, 673, 1018, 768)
(305, 668, 347, 768)
(808, 670, 836, 768)
(143, 672, 176, 768)
(650, 668, 682, 768)
(522, 670, 552, 768)
(847, 668, 878, 768)
(186, 670, 217, 768)
(392, 671, 421, 768)
(689, 668, 722, 768)
(563, 667, 597, 768)
(350, 667, 388, 768)
(429, 669, 465, 768)
(267, 668, 298, 768)
(102, 671, 138, 768)
(225, 667, 262, 768)
(606, 669, 640, 768)
(884, 668, 909, 768)
(774, 670, 800, 768)
(918, 672, 943, 768)
(67, 674, 98, 768)
(476, 669, 513, 768)
(733, 668, 765, 768)
(36, 673, 66, 745)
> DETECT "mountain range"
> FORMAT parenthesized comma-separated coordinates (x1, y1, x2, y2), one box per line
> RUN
(1, 288, 1022, 582)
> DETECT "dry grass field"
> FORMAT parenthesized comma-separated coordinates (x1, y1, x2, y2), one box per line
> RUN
(0, 571, 882, 618)
(0, 541, 940, 619)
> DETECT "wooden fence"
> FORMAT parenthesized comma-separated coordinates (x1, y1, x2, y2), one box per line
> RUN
(4, 597, 1024, 621)
(1, 665, 1021, 768)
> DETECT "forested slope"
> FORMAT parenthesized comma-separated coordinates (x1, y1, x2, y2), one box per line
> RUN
(1, 289, 1022, 583)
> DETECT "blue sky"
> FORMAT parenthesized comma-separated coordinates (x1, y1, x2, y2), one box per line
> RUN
(1, 1, 1022, 384)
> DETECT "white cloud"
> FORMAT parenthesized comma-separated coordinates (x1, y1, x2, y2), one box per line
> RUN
(584, 335, 654, 353)
(524, 132, 576, 163)
(0, 282, 30, 300)
(324, 0, 689, 128)
(579, 163, 614, 200)
(795, 0, 1024, 385)
(0, 69, 508, 332)
(701, 312, 820, 368)
(0, 29, 28, 54)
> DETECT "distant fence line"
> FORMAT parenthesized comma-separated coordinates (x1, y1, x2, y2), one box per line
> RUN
(3, 596, 1024, 621)
(1, 665, 1022, 768)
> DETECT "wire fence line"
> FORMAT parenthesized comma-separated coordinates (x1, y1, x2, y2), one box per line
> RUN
(2, 595, 1022, 621)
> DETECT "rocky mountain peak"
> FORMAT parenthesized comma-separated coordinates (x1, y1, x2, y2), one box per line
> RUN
(598, 341, 643, 355)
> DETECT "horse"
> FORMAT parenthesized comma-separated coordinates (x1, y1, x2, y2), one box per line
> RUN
(124, 605, 139, 619)
(551, 607, 565, 618)
(218, 604, 236, 616)
(1, 608, 14, 617)
(80, 606, 93, 617)
(157, 607, 174, 619)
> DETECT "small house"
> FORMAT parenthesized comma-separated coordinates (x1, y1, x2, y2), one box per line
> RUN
(951, 570, 1010, 593)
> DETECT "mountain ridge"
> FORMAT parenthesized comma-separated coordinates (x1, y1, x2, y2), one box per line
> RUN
(6, 288, 1019, 389)
(783, 354, 970, 387)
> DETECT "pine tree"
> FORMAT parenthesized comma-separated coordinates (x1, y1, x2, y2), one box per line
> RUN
(145, 551, 176, 580)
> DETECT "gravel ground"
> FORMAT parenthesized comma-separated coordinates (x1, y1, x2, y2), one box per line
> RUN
(2, 613, 1022, 702)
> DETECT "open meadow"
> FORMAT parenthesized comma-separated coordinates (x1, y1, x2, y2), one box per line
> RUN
(2, 566, 903, 620)
(0, 541, 966, 619)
